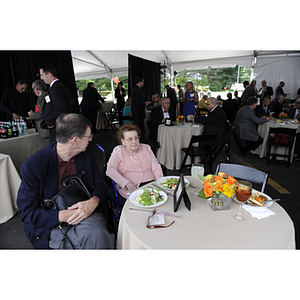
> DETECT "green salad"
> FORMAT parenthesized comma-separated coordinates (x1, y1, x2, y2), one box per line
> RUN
(134, 188, 164, 206)
(161, 177, 188, 189)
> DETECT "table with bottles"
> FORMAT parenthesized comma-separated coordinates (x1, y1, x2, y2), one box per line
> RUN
(0, 119, 49, 173)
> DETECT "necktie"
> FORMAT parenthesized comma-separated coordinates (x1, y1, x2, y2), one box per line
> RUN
(164, 110, 168, 113)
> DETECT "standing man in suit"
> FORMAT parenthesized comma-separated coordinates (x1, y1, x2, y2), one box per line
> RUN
(131, 76, 145, 134)
(241, 80, 257, 107)
(165, 85, 178, 117)
(17, 113, 114, 249)
(39, 63, 71, 142)
(151, 97, 176, 142)
(81, 82, 105, 133)
(258, 80, 273, 101)
(275, 81, 287, 99)
(234, 97, 270, 152)
(254, 95, 274, 117)
(193, 97, 227, 147)
(222, 92, 238, 124)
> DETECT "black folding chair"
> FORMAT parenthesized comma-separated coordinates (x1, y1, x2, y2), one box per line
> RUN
(179, 134, 217, 174)
(215, 163, 270, 193)
(266, 127, 297, 168)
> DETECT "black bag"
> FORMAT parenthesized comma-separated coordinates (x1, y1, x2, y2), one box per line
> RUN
(44, 170, 91, 210)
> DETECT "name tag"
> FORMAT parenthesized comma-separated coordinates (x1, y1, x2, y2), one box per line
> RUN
(190, 93, 194, 97)
(45, 95, 51, 103)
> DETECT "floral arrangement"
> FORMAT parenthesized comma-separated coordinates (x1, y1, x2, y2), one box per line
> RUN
(278, 112, 287, 119)
(176, 115, 185, 124)
(198, 172, 237, 198)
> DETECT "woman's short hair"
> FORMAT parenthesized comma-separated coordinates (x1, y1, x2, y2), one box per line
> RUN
(246, 96, 258, 106)
(32, 79, 47, 91)
(116, 123, 141, 144)
(125, 98, 132, 106)
(56, 113, 92, 144)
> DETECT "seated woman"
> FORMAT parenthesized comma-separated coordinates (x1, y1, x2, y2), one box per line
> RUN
(122, 98, 133, 124)
(106, 123, 163, 206)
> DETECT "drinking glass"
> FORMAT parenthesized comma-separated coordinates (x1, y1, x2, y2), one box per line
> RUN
(232, 180, 252, 222)
(191, 163, 205, 196)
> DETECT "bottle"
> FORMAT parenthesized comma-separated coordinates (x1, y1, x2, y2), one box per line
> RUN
(12, 120, 19, 137)
(2, 122, 8, 139)
(7, 121, 12, 138)
(0, 122, 3, 138)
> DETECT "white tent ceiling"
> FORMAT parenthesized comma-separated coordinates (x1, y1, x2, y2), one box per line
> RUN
(71, 50, 300, 98)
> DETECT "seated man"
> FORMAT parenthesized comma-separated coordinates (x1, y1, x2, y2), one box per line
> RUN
(17, 113, 114, 249)
(193, 97, 227, 148)
(146, 93, 161, 110)
(269, 94, 285, 118)
(234, 97, 270, 152)
(151, 97, 176, 142)
(254, 95, 273, 117)
(288, 99, 300, 160)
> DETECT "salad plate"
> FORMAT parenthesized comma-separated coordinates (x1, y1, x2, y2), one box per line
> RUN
(233, 189, 273, 208)
(128, 188, 168, 208)
(156, 176, 190, 191)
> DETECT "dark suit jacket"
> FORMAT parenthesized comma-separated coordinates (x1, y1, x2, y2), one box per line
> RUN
(81, 86, 104, 111)
(194, 105, 227, 146)
(151, 106, 176, 141)
(166, 87, 178, 115)
(254, 104, 274, 117)
(222, 98, 238, 124)
(42, 80, 71, 127)
(131, 85, 145, 121)
(241, 85, 256, 106)
(275, 86, 286, 99)
(258, 86, 274, 100)
(269, 100, 283, 118)
(17, 143, 107, 249)
(288, 107, 300, 120)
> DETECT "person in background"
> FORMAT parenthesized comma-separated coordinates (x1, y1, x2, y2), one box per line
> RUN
(165, 85, 178, 117)
(177, 84, 185, 115)
(193, 97, 227, 148)
(288, 99, 300, 161)
(17, 113, 114, 249)
(81, 82, 105, 133)
(151, 97, 176, 142)
(234, 90, 242, 108)
(115, 81, 126, 122)
(269, 94, 285, 118)
(197, 95, 208, 116)
(241, 80, 257, 107)
(28, 79, 50, 141)
(234, 97, 270, 152)
(254, 95, 273, 117)
(122, 98, 133, 124)
(275, 81, 287, 99)
(0, 79, 31, 121)
(131, 76, 145, 134)
(222, 92, 238, 124)
(258, 80, 273, 101)
(39, 63, 72, 142)
(106, 123, 163, 206)
(146, 93, 161, 110)
(183, 81, 198, 119)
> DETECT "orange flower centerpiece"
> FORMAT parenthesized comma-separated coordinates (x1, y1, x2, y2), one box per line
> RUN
(278, 112, 287, 120)
(176, 115, 185, 125)
(198, 172, 237, 211)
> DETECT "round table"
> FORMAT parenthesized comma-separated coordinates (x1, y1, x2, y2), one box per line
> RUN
(116, 176, 295, 249)
(252, 120, 300, 160)
(156, 124, 204, 170)
(0, 153, 21, 224)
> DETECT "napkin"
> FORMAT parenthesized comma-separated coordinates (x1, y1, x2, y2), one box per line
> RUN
(242, 204, 276, 220)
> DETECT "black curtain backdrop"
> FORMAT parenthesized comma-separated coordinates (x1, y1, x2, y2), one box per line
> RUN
(0, 50, 79, 120)
(128, 54, 161, 102)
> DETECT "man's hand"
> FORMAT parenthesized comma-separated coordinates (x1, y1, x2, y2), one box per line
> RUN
(58, 196, 100, 225)
(12, 113, 20, 119)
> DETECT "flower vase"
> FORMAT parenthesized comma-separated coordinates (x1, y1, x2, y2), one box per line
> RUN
(208, 194, 231, 211)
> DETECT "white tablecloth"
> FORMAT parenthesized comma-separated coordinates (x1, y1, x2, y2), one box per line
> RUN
(0, 153, 21, 224)
(117, 176, 295, 249)
(252, 121, 300, 160)
(156, 124, 204, 170)
(96, 101, 114, 130)
(0, 128, 49, 174)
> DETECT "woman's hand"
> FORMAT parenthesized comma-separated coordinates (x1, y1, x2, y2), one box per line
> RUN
(126, 182, 138, 194)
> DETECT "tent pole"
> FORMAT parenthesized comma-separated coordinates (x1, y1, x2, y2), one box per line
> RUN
(110, 77, 115, 103)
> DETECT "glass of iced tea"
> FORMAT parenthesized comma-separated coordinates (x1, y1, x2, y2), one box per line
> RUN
(232, 180, 252, 222)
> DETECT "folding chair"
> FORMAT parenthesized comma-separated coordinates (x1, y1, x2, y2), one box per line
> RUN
(266, 127, 297, 168)
(215, 163, 270, 193)
(96, 144, 121, 225)
(179, 134, 217, 174)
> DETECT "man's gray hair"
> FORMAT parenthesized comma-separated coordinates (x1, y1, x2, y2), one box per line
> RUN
(32, 79, 47, 91)
(278, 94, 285, 100)
(56, 113, 92, 144)
(210, 97, 219, 105)
(162, 97, 170, 103)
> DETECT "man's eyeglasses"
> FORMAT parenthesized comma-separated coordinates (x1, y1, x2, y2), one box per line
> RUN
(82, 133, 93, 140)
(124, 136, 139, 142)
